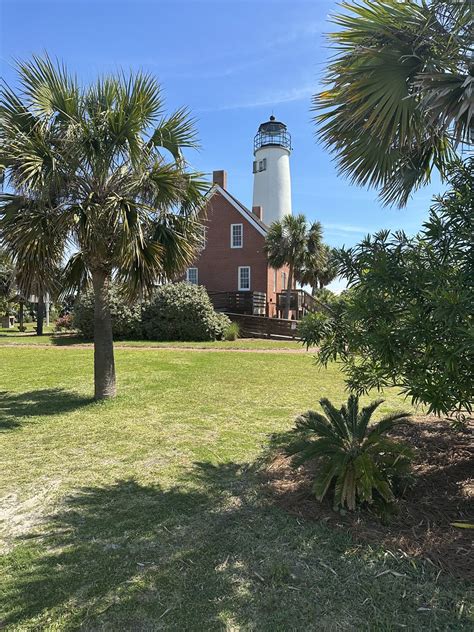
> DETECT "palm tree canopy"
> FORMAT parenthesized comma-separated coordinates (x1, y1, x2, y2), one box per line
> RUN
(0, 55, 207, 298)
(318, 245, 339, 288)
(314, 0, 472, 207)
(265, 214, 310, 273)
(299, 240, 338, 291)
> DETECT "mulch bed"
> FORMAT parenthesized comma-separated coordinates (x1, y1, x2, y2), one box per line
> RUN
(262, 416, 473, 581)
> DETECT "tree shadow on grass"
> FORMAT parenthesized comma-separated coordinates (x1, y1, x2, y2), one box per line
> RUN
(50, 335, 89, 346)
(0, 389, 93, 431)
(1, 463, 471, 631)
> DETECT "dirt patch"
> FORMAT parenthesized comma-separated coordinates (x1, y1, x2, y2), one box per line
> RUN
(0, 342, 313, 354)
(262, 417, 473, 581)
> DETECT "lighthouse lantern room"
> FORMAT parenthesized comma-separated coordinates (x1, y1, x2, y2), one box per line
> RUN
(252, 115, 292, 227)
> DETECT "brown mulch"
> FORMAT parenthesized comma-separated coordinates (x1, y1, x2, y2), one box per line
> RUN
(262, 416, 473, 581)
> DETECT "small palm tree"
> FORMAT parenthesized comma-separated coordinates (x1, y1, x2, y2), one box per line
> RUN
(265, 215, 318, 319)
(314, 0, 472, 206)
(287, 395, 412, 512)
(0, 55, 207, 399)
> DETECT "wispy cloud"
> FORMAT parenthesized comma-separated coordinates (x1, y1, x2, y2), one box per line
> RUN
(197, 84, 314, 113)
(323, 223, 372, 235)
(160, 20, 326, 81)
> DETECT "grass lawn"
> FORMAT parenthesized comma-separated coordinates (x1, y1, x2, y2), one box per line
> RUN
(0, 345, 471, 630)
(0, 328, 302, 350)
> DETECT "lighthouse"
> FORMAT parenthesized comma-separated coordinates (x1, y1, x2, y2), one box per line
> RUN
(252, 115, 292, 226)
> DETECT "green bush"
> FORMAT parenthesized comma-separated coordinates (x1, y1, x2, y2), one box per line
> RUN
(74, 285, 143, 340)
(287, 395, 413, 514)
(142, 283, 230, 341)
(299, 161, 473, 420)
(224, 322, 240, 341)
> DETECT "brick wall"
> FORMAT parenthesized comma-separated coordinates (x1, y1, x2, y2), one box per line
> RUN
(181, 188, 292, 316)
(185, 190, 269, 294)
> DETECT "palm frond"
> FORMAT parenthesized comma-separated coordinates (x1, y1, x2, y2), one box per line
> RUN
(319, 397, 350, 440)
(15, 53, 80, 121)
(313, 0, 471, 206)
(149, 106, 199, 162)
(356, 398, 384, 440)
(288, 394, 413, 513)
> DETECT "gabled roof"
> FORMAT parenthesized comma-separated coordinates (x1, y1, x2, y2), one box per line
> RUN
(210, 184, 268, 237)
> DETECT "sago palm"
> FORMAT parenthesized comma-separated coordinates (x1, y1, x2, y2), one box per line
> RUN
(287, 395, 412, 512)
(0, 55, 207, 399)
(314, 0, 473, 207)
(265, 215, 319, 319)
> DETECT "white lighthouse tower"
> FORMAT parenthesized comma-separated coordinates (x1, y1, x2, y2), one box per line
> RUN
(252, 115, 292, 226)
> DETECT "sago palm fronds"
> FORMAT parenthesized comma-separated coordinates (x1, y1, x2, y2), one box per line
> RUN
(287, 395, 413, 512)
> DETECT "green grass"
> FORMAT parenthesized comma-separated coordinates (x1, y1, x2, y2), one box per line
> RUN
(0, 328, 303, 350)
(0, 346, 471, 630)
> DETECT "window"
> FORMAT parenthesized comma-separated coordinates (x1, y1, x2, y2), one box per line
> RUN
(200, 226, 207, 252)
(186, 267, 198, 285)
(253, 159, 267, 173)
(238, 266, 251, 291)
(273, 269, 277, 293)
(281, 271, 287, 289)
(231, 223, 243, 248)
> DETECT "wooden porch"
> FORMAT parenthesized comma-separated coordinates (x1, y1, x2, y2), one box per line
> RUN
(208, 291, 266, 316)
(275, 289, 322, 319)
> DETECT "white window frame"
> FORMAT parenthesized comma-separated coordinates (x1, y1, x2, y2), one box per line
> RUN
(200, 225, 207, 251)
(281, 271, 287, 290)
(186, 267, 198, 285)
(273, 269, 277, 293)
(238, 266, 251, 291)
(230, 223, 243, 249)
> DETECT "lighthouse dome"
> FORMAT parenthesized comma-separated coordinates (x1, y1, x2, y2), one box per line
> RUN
(254, 115, 291, 153)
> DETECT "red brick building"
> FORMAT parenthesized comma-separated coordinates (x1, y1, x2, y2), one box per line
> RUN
(183, 170, 291, 318)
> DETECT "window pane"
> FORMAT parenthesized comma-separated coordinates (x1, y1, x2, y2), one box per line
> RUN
(231, 224, 243, 248)
(187, 268, 198, 284)
(239, 267, 250, 290)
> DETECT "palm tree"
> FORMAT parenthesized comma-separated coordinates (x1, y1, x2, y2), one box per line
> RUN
(0, 55, 206, 399)
(316, 245, 338, 291)
(265, 214, 315, 319)
(314, 0, 472, 207)
(299, 241, 338, 295)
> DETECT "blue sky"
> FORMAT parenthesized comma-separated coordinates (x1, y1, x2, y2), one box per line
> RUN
(1, 0, 443, 290)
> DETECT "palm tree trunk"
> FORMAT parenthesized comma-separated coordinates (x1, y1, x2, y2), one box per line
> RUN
(284, 265, 293, 320)
(92, 269, 116, 400)
(19, 300, 24, 331)
(36, 295, 44, 335)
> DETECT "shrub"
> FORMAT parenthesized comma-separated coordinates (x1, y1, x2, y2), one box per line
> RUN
(224, 322, 240, 341)
(74, 285, 143, 340)
(299, 160, 474, 421)
(287, 395, 412, 514)
(142, 283, 230, 341)
(55, 313, 74, 332)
